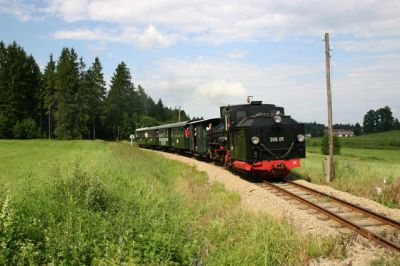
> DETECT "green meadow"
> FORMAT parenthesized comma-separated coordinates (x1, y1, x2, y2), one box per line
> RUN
(296, 131, 400, 208)
(1, 140, 343, 265)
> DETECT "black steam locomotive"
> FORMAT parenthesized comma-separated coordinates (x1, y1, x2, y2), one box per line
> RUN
(136, 101, 305, 176)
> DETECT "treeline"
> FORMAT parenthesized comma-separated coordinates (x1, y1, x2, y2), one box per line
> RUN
(303, 122, 357, 137)
(0, 41, 189, 140)
(305, 106, 399, 137)
(363, 106, 400, 134)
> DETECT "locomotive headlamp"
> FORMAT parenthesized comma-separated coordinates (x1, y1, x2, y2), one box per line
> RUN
(297, 134, 305, 142)
(273, 115, 282, 123)
(251, 136, 260, 145)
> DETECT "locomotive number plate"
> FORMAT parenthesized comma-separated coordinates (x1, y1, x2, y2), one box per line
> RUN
(269, 136, 285, 142)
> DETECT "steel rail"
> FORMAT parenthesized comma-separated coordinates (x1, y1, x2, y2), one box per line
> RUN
(284, 179, 400, 230)
(262, 181, 400, 253)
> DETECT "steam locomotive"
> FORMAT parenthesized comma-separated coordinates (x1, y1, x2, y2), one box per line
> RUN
(135, 101, 305, 176)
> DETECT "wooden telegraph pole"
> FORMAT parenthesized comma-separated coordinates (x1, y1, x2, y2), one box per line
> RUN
(324, 32, 334, 182)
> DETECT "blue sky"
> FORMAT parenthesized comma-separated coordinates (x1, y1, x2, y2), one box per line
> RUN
(1, 0, 399, 124)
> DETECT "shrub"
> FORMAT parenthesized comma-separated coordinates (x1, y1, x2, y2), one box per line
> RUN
(55, 160, 109, 212)
(12, 118, 39, 139)
(321, 134, 341, 155)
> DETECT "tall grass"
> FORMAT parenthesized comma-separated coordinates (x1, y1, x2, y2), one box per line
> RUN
(294, 146, 400, 208)
(0, 140, 344, 264)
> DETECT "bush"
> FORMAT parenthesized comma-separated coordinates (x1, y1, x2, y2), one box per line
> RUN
(321, 134, 341, 155)
(13, 118, 39, 139)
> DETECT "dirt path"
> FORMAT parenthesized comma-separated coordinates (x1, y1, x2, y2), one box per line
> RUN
(145, 149, 399, 265)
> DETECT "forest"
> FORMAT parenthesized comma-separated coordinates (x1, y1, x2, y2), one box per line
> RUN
(0, 41, 190, 140)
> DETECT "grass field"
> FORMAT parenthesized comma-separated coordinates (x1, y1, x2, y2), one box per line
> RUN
(295, 131, 400, 208)
(0, 140, 346, 265)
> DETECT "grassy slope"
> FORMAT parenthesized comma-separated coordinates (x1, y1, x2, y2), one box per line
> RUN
(0, 140, 342, 265)
(295, 131, 400, 208)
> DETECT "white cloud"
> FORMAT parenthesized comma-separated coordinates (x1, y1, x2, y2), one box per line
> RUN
(4, 1, 398, 45)
(227, 49, 249, 59)
(45, 0, 89, 22)
(52, 25, 177, 49)
(85, 42, 107, 55)
(336, 39, 400, 53)
(196, 80, 248, 106)
(0, 0, 40, 21)
(136, 25, 175, 49)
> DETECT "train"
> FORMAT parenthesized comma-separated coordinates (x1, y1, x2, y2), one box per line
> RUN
(135, 101, 305, 177)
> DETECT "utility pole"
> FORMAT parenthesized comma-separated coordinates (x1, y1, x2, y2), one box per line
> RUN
(178, 106, 181, 122)
(324, 32, 334, 182)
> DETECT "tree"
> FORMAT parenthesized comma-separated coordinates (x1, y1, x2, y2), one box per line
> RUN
(42, 54, 56, 139)
(74, 57, 90, 139)
(137, 85, 149, 115)
(321, 134, 341, 155)
(138, 115, 160, 128)
(105, 62, 135, 139)
(54, 48, 80, 139)
(394, 118, 400, 130)
(363, 110, 377, 134)
(304, 122, 326, 137)
(353, 122, 362, 136)
(85, 57, 106, 139)
(0, 41, 41, 138)
(376, 106, 394, 132)
(155, 99, 166, 122)
(13, 118, 39, 139)
(0, 41, 10, 138)
(363, 106, 396, 134)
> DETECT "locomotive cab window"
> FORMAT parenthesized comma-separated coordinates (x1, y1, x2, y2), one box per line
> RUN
(236, 111, 247, 121)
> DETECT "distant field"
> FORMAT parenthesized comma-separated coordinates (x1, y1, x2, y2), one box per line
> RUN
(294, 133, 400, 208)
(307, 130, 400, 150)
(0, 140, 340, 265)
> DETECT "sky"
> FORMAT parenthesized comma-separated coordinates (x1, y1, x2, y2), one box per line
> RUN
(1, 0, 399, 124)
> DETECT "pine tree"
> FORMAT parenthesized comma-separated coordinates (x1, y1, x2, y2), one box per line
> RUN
(0, 41, 9, 138)
(155, 99, 165, 121)
(105, 62, 135, 139)
(74, 57, 90, 139)
(85, 57, 106, 139)
(42, 54, 56, 139)
(54, 47, 80, 139)
(137, 85, 149, 115)
(0, 41, 41, 138)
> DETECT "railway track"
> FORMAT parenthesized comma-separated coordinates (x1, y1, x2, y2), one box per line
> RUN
(261, 179, 400, 253)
